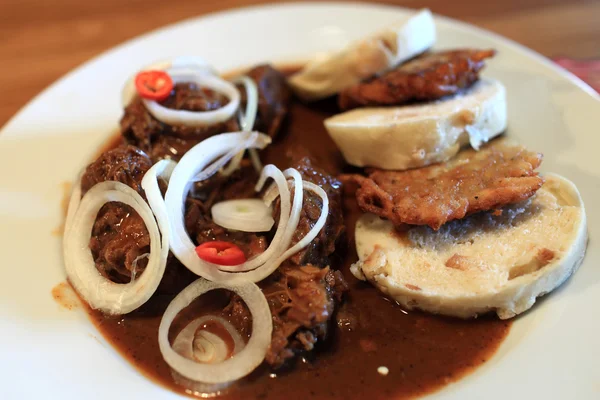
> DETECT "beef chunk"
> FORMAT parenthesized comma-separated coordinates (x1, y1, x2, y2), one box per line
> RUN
(81, 145, 152, 196)
(263, 265, 347, 367)
(120, 65, 290, 161)
(265, 158, 347, 366)
(81, 146, 153, 282)
(224, 264, 347, 368)
(121, 82, 240, 162)
(246, 64, 291, 137)
(89, 203, 150, 283)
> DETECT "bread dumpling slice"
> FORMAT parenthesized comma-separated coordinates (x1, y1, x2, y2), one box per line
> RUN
(325, 79, 507, 171)
(288, 9, 435, 101)
(352, 174, 587, 319)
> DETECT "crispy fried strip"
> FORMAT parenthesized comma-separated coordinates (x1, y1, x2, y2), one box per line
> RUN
(339, 49, 496, 110)
(351, 141, 544, 230)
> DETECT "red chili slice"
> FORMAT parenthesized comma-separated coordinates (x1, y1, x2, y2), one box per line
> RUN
(195, 241, 247, 266)
(135, 70, 174, 101)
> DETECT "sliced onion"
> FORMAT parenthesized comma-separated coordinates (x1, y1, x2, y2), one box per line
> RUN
(192, 331, 229, 363)
(210, 165, 294, 273)
(158, 279, 272, 384)
(174, 164, 293, 278)
(190, 140, 248, 183)
(248, 147, 263, 172)
(170, 370, 231, 397)
(143, 71, 240, 128)
(165, 132, 274, 277)
(172, 315, 245, 364)
(221, 76, 260, 176)
(211, 199, 274, 233)
(63, 181, 166, 314)
(220, 150, 245, 177)
(122, 56, 216, 107)
(130, 253, 149, 281)
(140, 157, 176, 280)
(233, 76, 258, 132)
(170, 313, 244, 395)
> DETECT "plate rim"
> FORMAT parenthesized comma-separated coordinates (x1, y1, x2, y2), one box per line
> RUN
(1, 2, 599, 399)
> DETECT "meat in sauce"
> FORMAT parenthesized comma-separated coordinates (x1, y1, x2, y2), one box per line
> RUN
(121, 63, 291, 161)
(81, 64, 511, 400)
(226, 156, 348, 368)
(81, 144, 195, 291)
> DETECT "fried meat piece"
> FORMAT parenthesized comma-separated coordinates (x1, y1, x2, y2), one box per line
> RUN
(351, 141, 544, 230)
(338, 49, 496, 110)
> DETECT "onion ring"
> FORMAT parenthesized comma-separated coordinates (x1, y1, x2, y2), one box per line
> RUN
(172, 315, 245, 364)
(166, 132, 330, 283)
(233, 76, 258, 132)
(211, 199, 274, 233)
(190, 140, 249, 183)
(63, 181, 166, 314)
(143, 71, 240, 128)
(158, 279, 272, 384)
(141, 157, 176, 280)
(122, 56, 216, 107)
(222, 76, 261, 176)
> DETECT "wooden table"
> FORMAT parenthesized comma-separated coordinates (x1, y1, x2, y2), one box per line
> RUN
(1, 0, 599, 126)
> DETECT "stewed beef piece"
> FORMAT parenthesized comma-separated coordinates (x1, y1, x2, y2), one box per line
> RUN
(80, 145, 152, 196)
(81, 145, 153, 283)
(81, 145, 194, 290)
(262, 265, 347, 367)
(225, 264, 347, 368)
(262, 157, 346, 366)
(245, 64, 292, 137)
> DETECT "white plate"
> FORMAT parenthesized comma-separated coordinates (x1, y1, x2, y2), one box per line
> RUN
(1, 2, 599, 399)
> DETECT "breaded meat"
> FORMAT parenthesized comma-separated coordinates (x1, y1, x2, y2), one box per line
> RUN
(338, 49, 496, 110)
(349, 140, 544, 230)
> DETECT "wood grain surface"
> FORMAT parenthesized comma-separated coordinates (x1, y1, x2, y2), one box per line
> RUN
(1, 0, 599, 126)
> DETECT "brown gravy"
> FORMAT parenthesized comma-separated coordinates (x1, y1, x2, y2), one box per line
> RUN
(84, 69, 511, 399)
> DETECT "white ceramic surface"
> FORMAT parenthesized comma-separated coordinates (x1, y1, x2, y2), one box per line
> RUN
(1, 3, 598, 399)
